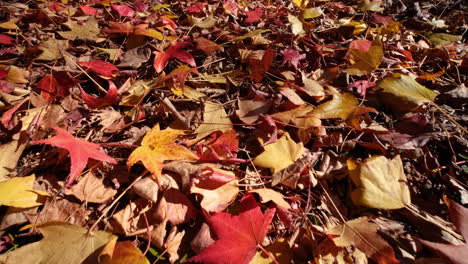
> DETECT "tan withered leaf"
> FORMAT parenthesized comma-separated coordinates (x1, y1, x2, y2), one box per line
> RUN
(127, 124, 198, 182)
(65, 171, 117, 203)
(193, 101, 233, 142)
(191, 176, 239, 213)
(347, 155, 411, 209)
(0, 139, 27, 181)
(58, 17, 100, 41)
(328, 217, 399, 264)
(36, 38, 69, 61)
(344, 38, 383, 75)
(253, 132, 305, 173)
(100, 239, 150, 264)
(0, 221, 115, 264)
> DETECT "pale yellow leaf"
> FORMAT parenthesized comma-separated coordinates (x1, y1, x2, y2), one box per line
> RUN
(0, 221, 115, 264)
(0, 139, 27, 181)
(288, 14, 305, 37)
(427, 33, 462, 48)
(347, 155, 411, 209)
(376, 73, 438, 107)
(6, 66, 29, 84)
(188, 15, 217, 29)
(253, 132, 304, 173)
(0, 175, 50, 208)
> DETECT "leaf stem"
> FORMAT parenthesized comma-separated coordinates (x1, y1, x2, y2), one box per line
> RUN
(258, 244, 280, 264)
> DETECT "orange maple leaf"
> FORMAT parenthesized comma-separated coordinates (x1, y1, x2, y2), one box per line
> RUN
(127, 124, 199, 183)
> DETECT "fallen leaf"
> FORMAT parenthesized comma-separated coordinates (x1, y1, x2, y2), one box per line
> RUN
(6, 66, 29, 84)
(58, 17, 100, 41)
(111, 4, 135, 17)
(79, 5, 100, 16)
(288, 13, 305, 36)
(249, 47, 275, 82)
(418, 197, 468, 264)
(245, 8, 263, 24)
(328, 217, 398, 263)
(253, 132, 305, 173)
(344, 37, 383, 75)
(32, 127, 117, 187)
(65, 171, 117, 203)
(0, 140, 27, 181)
(251, 188, 291, 209)
(78, 60, 120, 78)
(188, 15, 217, 29)
(347, 155, 411, 209)
(131, 177, 159, 203)
(80, 80, 119, 109)
(195, 37, 224, 55)
(427, 33, 462, 48)
(281, 49, 306, 69)
(0, 34, 15, 46)
(251, 238, 293, 264)
(358, 0, 384, 12)
(127, 124, 198, 182)
(165, 226, 185, 263)
(153, 42, 196, 73)
(309, 89, 376, 128)
(376, 73, 438, 110)
(101, 240, 150, 264)
(188, 193, 276, 264)
(26, 199, 90, 226)
(191, 177, 239, 213)
(0, 175, 49, 208)
(236, 97, 273, 124)
(193, 101, 233, 142)
(0, 221, 115, 264)
(154, 187, 197, 225)
(36, 38, 69, 61)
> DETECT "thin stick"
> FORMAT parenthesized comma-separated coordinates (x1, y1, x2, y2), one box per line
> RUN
(431, 102, 467, 134)
(62, 54, 108, 94)
(88, 173, 145, 232)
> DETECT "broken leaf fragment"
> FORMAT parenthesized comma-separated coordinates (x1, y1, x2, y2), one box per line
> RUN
(253, 132, 305, 173)
(127, 124, 199, 182)
(0, 221, 115, 264)
(347, 155, 411, 209)
(0, 174, 50, 208)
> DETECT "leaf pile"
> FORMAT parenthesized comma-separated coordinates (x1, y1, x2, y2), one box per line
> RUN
(0, 0, 466, 263)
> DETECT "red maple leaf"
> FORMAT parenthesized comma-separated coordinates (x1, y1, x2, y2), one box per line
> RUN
(0, 34, 15, 46)
(79, 5, 100, 16)
(153, 42, 196, 73)
(36, 74, 70, 102)
(32, 127, 117, 187)
(281, 48, 306, 69)
(249, 47, 275, 82)
(78, 60, 120, 78)
(80, 80, 119, 109)
(418, 197, 468, 264)
(245, 8, 263, 24)
(188, 193, 275, 264)
(111, 4, 135, 17)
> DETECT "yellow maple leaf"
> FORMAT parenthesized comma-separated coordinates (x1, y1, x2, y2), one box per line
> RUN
(0, 174, 50, 208)
(344, 37, 383, 75)
(253, 132, 304, 173)
(127, 124, 198, 182)
(347, 155, 411, 209)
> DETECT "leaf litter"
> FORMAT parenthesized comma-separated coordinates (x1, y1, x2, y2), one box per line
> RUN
(0, 0, 466, 263)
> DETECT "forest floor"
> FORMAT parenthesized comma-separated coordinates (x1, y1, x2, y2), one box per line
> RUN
(0, 0, 466, 263)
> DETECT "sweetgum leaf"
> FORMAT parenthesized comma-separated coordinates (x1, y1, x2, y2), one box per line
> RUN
(188, 193, 275, 264)
(33, 127, 117, 187)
